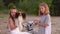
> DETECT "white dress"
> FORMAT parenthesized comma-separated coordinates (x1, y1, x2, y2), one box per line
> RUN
(38, 14, 51, 34)
(8, 19, 31, 34)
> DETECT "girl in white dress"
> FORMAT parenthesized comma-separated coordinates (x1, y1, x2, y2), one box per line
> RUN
(8, 7, 31, 34)
(35, 3, 51, 34)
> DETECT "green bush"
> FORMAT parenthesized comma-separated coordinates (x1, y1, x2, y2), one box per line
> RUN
(15, 0, 52, 15)
(8, 3, 15, 9)
(50, 0, 60, 16)
(0, 0, 5, 9)
(0, 0, 60, 16)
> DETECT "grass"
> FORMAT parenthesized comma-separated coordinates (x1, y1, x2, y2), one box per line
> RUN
(0, 9, 9, 14)
(0, 16, 5, 18)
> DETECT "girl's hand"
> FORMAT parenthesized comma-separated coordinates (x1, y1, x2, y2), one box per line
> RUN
(34, 20, 40, 25)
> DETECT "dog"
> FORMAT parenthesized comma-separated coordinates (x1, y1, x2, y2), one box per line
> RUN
(15, 12, 26, 32)
(15, 12, 39, 33)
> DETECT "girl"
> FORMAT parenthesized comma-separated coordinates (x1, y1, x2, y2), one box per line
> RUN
(8, 7, 31, 34)
(35, 3, 51, 34)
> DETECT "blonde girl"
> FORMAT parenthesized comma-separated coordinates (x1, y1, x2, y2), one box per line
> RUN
(35, 3, 51, 34)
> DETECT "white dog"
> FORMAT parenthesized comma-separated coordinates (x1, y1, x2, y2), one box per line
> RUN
(15, 12, 31, 34)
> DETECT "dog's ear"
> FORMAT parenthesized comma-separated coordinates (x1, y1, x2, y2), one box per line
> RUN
(22, 12, 26, 19)
(15, 12, 20, 18)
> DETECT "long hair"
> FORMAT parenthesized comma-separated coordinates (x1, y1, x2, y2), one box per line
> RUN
(9, 7, 16, 22)
(39, 3, 50, 16)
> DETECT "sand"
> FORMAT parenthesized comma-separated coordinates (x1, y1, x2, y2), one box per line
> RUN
(0, 15, 60, 34)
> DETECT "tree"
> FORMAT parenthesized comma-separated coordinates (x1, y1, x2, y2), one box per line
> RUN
(50, 0, 60, 16)
(16, 0, 52, 15)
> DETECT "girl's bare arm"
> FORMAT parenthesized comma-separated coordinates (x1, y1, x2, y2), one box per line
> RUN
(35, 21, 48, 27)
(38, 23, 48, 27)
(9, 18, 17, 30)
